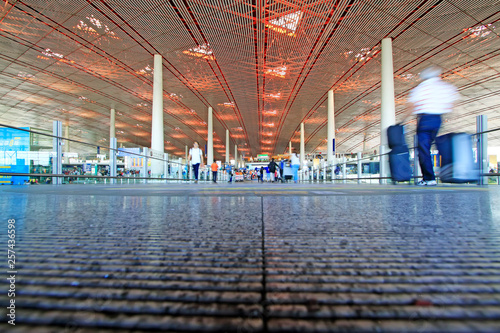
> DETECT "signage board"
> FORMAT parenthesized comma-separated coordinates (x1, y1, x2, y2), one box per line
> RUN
(0, 127, 30, 184)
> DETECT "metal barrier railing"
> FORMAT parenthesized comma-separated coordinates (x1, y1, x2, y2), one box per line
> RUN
(1, 116, 499, 186)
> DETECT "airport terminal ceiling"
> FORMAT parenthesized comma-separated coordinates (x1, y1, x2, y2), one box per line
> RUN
(0, 0, 499, 159)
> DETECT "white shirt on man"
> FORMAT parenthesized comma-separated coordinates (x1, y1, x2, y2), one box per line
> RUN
(290, 153, 300, 166)
(408, 77, 459, 115)
(189, 147, 202, 164)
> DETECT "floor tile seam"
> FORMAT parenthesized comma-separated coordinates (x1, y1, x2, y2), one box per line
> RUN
(15, 258, 264, 263)
(19, 276, 265, 283)
(16, 301, 264, 312)
(14, 267, 264, 274)
(14, 311, 264, 322)
(16, 241, 499, 248)
(17, 246, 264, 251)
(15, 255, 498, 268)
(18, 272, 500, 281)
(16, 254, 265, 260)
(265, 287, 500, 292)
(22, 289, 499, 297)
(17, 263, 500, 270)
(265, 272, 500, 277)
(15, 304, 500, 318)
(19, 269, 500, 277)
(263, 235, 500, 239)
(265, 275, 500, 279)
(15, 303, 500, 314)
(264, 314, 500, 321)
(20, 288, 262, 296)
(259, 254, 500, 258)
(13, 260, 500, 269)
(19, 292, 262, 301)
(19, 237, 500, 242)
(17, 274, 263, 282)
(15, 259, 264, 265)
(16, 282, 264, 291)
(15, 237, 265, 242)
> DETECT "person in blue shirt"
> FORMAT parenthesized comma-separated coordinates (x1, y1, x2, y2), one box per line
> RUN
(279, 159, 285, 182)
(225, 164, 233, 183)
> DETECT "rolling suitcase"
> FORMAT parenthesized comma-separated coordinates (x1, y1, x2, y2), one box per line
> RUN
(436, 133, 479, 183)
(387, 124, 411, 182)
(389, 147, 412, 182)
(387, 124, 406, 149)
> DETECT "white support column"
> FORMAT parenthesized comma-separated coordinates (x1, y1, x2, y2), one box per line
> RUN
(185, 145, 188, 165)
(234, 145, 238, 167)
(380, 38, 396, 184)
(289, 141, 292, 155)
(300, 122, 305, 169)
(110, 137, 117, 184)
(327, 90, 335, 168)
(226, 129, 230, 164)
(207, 107, 214, 166)
(110, 108, 115, 139)
(151, 54, 164, 177)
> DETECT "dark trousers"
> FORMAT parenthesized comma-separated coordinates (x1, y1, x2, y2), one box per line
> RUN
(417, 114, 441, 181)
(212, 171, 217, 182)
(192, 163, 200, 180)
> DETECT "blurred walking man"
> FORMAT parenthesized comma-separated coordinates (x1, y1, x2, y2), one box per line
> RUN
(406, 67, 459, 186)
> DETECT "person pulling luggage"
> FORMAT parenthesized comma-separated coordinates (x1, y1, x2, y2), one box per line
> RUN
(403, 66, 459, 186)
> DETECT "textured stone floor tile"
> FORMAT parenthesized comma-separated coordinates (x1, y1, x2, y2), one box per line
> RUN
(1, 184, 500, 332)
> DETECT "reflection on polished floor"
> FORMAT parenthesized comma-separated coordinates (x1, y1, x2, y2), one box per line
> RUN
(1, 182, 500, 332)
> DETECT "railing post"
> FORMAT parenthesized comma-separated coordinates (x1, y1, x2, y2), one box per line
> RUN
(357, 152, 362, 184)
(142, 147, 149, 184)
(342, 156, 347, 184)
(178, 158, 182, 183)
(164, 153, 168, 183)
(52, 121, 62, 185)
(477, 115, 488, 185)
(379, 146, 387, 184)
(110, 137, 117, 184)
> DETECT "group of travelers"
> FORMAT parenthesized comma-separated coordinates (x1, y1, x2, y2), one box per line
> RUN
(187, 140, 303, 184)
(184, 66, 459, 187)
(256, 153, 301, 183)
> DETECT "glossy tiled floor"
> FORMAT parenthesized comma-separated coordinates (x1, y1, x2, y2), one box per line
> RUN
(1, 182, 500, 332)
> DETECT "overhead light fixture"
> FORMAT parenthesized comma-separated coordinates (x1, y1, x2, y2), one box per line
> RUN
(265, 11, 302, 37)
(263, 110, 278, 116)
(266, 66, 287, 78)
(218, 102, 235, 107)
(265, 93, 281, 99)
(42, 48, 64, 59)
(183, 43, 214, 60)
(136, 65, 152, 75)
(76, 15, 117, 38)
(465, 24, 495, 38)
